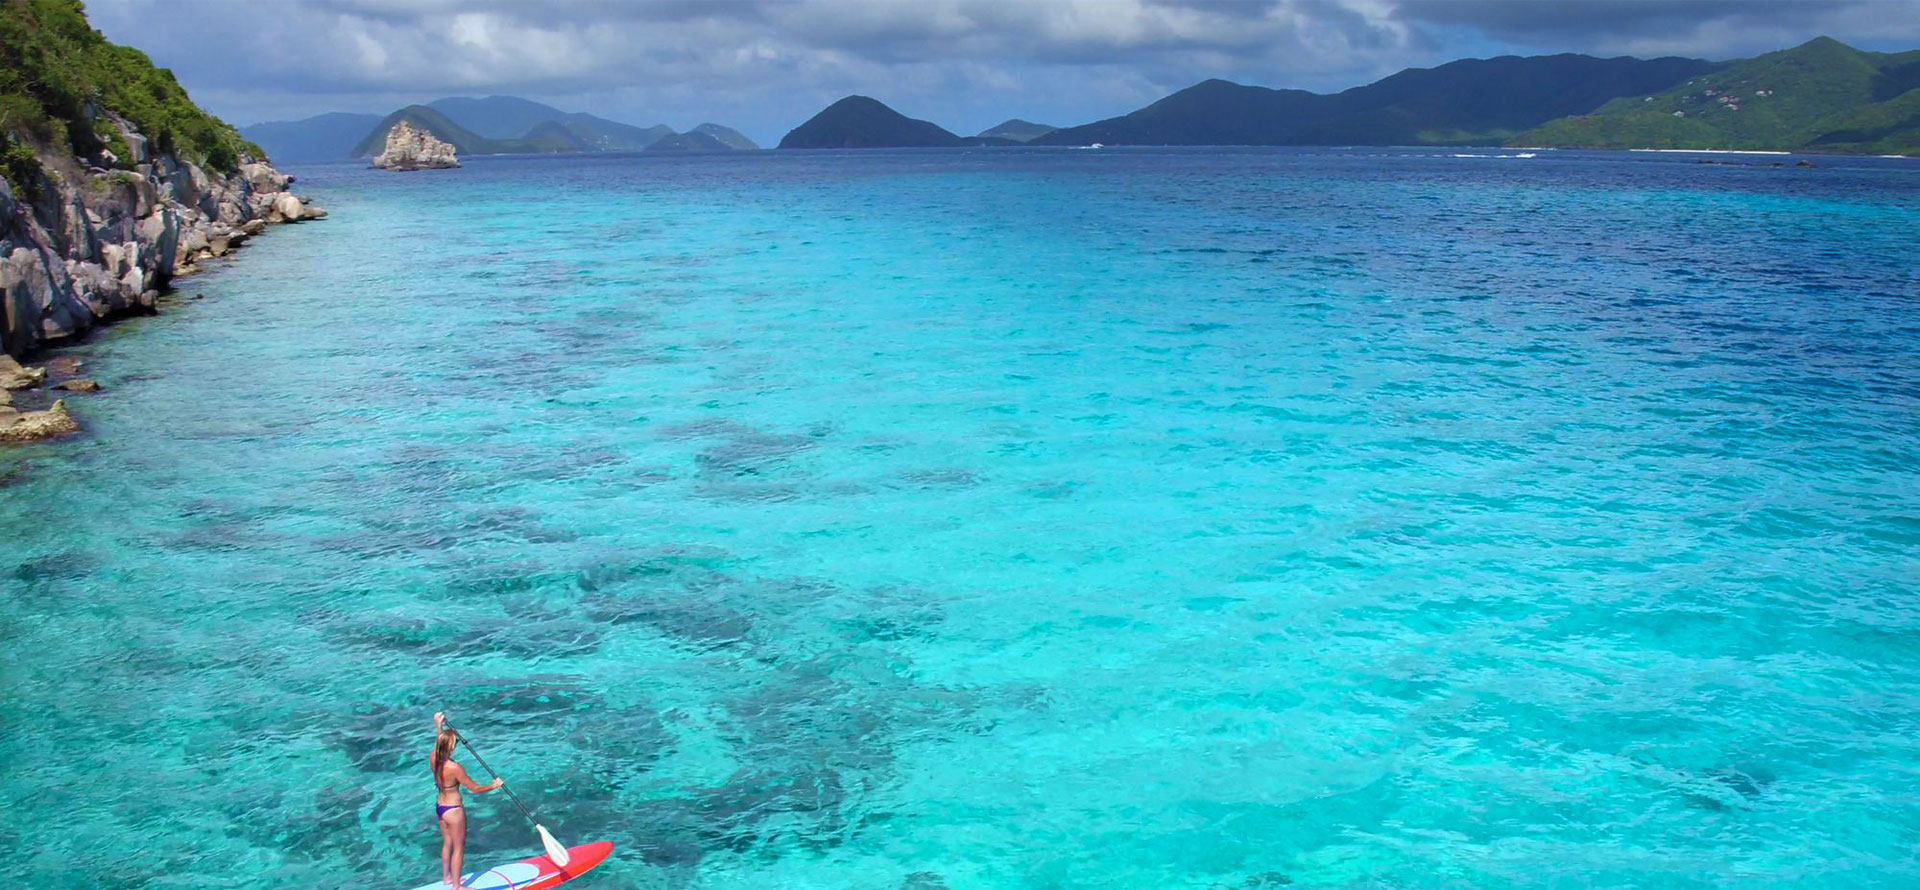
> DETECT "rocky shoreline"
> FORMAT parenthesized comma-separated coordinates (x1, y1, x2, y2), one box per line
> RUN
(0, 111, 322, 443)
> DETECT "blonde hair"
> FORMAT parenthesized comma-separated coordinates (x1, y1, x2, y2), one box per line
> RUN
(433, 728, 458, 779)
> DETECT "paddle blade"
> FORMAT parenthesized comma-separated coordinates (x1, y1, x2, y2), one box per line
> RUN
(537, 824, 571, 867)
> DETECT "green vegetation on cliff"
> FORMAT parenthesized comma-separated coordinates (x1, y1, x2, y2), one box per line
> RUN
(1519, 38, 1920, 154)
(0, 0, 257, 175)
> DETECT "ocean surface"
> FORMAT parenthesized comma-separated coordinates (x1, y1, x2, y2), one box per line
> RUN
(3, 147, 1918, 889)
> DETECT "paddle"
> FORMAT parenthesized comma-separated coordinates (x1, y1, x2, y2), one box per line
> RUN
(439, 713, 572, 868)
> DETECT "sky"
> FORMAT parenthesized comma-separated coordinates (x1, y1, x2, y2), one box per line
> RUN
(87, 0, 1920, 146)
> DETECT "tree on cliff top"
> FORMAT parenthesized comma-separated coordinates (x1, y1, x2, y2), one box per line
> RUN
(0, 0, 258, 175)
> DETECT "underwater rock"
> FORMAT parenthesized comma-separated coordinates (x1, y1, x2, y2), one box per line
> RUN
(695, 431, 816, 475)
(1239, 872, 1294, 888)
(692, 767, 848, 848)
(582, 592, 752, 650)
(329, 703, 420, 773)
(0, 399, 78, 442)
(897, 468, 981, 489)
(434, 675, 604, 721)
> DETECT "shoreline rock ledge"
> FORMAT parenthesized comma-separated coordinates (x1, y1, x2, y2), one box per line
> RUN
(1, 122, 324, 357)
(372, 121, 460, 171)
(0, 0, 328, 444)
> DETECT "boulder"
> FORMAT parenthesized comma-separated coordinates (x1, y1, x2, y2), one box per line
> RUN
(238, 162, 287, 194)
(0, 355, 45, 390)
(272, 192, 305, 222)
(180, 226, 210, 257)
(0, 399, 78, 442)
(55, 378, 101, 392)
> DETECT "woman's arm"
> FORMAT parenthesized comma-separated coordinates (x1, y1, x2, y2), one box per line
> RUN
(449, 762, 504, 793)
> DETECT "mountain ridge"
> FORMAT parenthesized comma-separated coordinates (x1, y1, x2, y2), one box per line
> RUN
(778, 96, 966, 149)
(1518, 37, 1920, 154)
(247, 96, 749, 161)
(1034, 54, 1718, 147)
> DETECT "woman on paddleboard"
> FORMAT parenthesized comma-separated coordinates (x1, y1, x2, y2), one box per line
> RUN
(433, 711, 504, 890)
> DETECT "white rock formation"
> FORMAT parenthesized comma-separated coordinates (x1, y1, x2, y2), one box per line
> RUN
(372, 121, 460, 171)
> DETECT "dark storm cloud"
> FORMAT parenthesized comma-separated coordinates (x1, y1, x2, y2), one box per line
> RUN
(1401, 0, 1766, 37)
(81, 0, 1920, 143)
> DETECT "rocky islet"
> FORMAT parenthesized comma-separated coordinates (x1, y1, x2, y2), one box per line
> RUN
(371, 120, 460, 170)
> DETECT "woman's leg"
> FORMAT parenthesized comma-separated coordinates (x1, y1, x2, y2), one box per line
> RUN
(447, 809, 472, 890)
(439, 812, 453, 887)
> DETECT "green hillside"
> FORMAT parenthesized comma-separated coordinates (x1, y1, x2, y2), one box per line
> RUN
(978, 119, 1057, 141)
(1036, 54, 1715, 147)
(559, 117, 671, 151)
(691, 123, 758, 150)
(351, 105, 496, 157)
(522, 120, 590, 153)
(645, 130, 733, 152)
(0, 0, 256, 175)
(1519, 37, 1920, 154)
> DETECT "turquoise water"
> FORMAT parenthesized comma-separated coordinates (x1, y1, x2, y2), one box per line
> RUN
(3, 147, 1919, 889)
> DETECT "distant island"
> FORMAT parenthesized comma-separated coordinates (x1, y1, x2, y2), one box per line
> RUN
(1033, 54, 1714, 147)
(976, 119, 1058, 142)
(243, 96, 759, 163)
(1518, 38, 1920, 154)
(771, 37, 1916, 155)
(240, 37, 1918, 161)
(648, 124, 760, 153)
(778, 96, 1019, 149)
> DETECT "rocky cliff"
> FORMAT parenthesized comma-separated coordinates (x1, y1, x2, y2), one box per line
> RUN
(0, 111, 321, 441)
(372, 120, 459, 170)
(0, 0, 324, 442)
(1, 110, 320, 357)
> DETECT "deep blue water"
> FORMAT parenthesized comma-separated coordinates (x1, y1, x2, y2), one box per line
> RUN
(3, 147, 1919, 889)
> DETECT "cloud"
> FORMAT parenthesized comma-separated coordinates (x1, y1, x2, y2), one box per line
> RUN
(1393, 0, 1920, 58)
(81, 0, 1920, 144)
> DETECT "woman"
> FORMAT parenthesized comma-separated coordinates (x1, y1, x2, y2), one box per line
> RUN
(432, 712, 504, 890)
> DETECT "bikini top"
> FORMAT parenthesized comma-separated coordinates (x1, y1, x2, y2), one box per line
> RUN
(435, 756, 458, 791)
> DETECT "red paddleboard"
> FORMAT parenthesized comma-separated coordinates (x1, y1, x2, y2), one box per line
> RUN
(408, 841, 612, 890)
